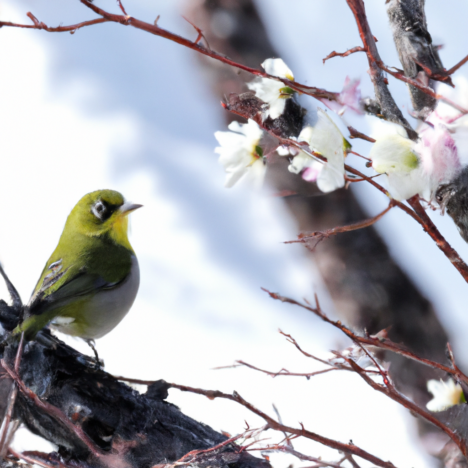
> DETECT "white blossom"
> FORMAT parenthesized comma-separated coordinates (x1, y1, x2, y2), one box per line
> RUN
(369, 117, 462, 201)
(369, 120, 426, 201)
(284, 109, 347, 193)
(248, 58, 295, 120)
(426, 379, 465, 412)
(214, 119, 265, 188)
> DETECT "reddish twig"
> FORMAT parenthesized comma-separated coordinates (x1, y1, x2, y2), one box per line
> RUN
(0, 333, 25, 457)
(182, 16, 211, 49)
(253, 445, 347, 468)
(345, 0, 467, 116)
(223, 91, 468, 280)
(345, 454, 362, 468)
(174, 432, 245, 465)
(446, 53, 468, 76)
(0, 6, 338, 100)
(0, 13, 109, 33)
(407, 195, 468, 282)
(348, 150, 372, 162)
(116, 0, 128, 16)
(232, 360, 338, 379)
(264, 291, 468, 387)
(323, 46, 365, 63)
(347, 126, 376, 143)
(344, 356, 467, 457)
(285, 201, 395, 249)
(344, 173, 382, 183)
(168, 383, 397, 468)
(345, 0, 418, 138)
(263, 291, 468, 456)
(8, 1, 330, 103)
(221, 96, 420, 224)
(1, 360, 104, 458)
(113, 371, 398, 467)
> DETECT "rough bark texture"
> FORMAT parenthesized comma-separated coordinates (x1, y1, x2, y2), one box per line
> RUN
(346, 0, 418, 139)
(0, 326, 270, 468)
(186, 0, 451, 404)
(386, 0, 445, 118)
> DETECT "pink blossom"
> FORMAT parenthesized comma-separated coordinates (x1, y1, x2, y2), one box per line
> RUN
(320, 77, 362, 116)
(302, 164, 321, 183)
(414, 123, 461, 196)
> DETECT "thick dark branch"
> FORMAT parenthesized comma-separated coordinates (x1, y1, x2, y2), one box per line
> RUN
(0, 331, 270, 468)
(386, 0, 447, 117)
(345, 0, 418, 139)
(346, 1, 466, 119)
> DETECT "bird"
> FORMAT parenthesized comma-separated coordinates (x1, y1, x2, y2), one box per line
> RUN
(14, 189, 141, 342)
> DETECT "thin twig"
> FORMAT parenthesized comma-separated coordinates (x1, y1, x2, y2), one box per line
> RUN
(285, 201, 395, 248)
(264, 291, 468, 387)
(0, 333, 24, 457)
(263, 291, 468, 456)
(446, 53, 468, 76)
(1, 360, 104, 458)
(223, 92, 468, 282)
(167, 383, 397, 468)
(407, 195, 468, 282)
(345, 0, 418, 138)
(4, 1, 331, 103)
(233, 360, 338, 379)
(345, 356, 467, 457)
(116, 0, 128, 16)
(348, 150, 372, 162)
(254, 445, 346, 468)
(323, 46, 365, 63)
(345, 454, 362, 468)
(346, 0, 467, 117)
(0, 14, 109, 33)
(347, 126, 376, 143)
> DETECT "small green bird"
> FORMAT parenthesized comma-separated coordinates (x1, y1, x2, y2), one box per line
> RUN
(14, 189, 141, 341)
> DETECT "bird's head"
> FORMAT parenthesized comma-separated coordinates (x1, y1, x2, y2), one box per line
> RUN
(66, 189, 142, 249)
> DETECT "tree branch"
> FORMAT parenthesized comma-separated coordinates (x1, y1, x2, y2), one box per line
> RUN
(168, 383, 397, 468)
(345, 0, 418, 139)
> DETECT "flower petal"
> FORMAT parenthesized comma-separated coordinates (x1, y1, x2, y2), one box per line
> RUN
(261, 58, 294, 80)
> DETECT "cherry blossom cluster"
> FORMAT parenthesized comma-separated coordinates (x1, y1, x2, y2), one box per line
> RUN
(214, 58, 468, 204)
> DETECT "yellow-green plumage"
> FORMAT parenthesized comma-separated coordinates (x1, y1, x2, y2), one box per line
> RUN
(15, 189, 141, 340)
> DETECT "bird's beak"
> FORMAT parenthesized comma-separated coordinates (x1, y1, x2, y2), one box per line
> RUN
(119, 202, 143, 216)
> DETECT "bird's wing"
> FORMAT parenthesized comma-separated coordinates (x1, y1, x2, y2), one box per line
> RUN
(28, 260, 122, 317)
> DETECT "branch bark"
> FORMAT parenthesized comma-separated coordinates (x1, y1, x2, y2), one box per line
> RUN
(386, 0, 446, 117)
(0, 331, 270, 468)
(345, 0, 418, 139)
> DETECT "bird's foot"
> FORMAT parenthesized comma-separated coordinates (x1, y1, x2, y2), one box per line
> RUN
(85, 339, 104, 370)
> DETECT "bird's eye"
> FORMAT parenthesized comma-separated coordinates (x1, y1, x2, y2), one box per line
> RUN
(92, 201, 108, 220)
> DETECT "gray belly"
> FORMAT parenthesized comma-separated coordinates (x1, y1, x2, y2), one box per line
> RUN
(51, 256, 140, 339)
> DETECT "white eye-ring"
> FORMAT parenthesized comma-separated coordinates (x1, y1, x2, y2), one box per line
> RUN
(92, 200, 107, 220)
